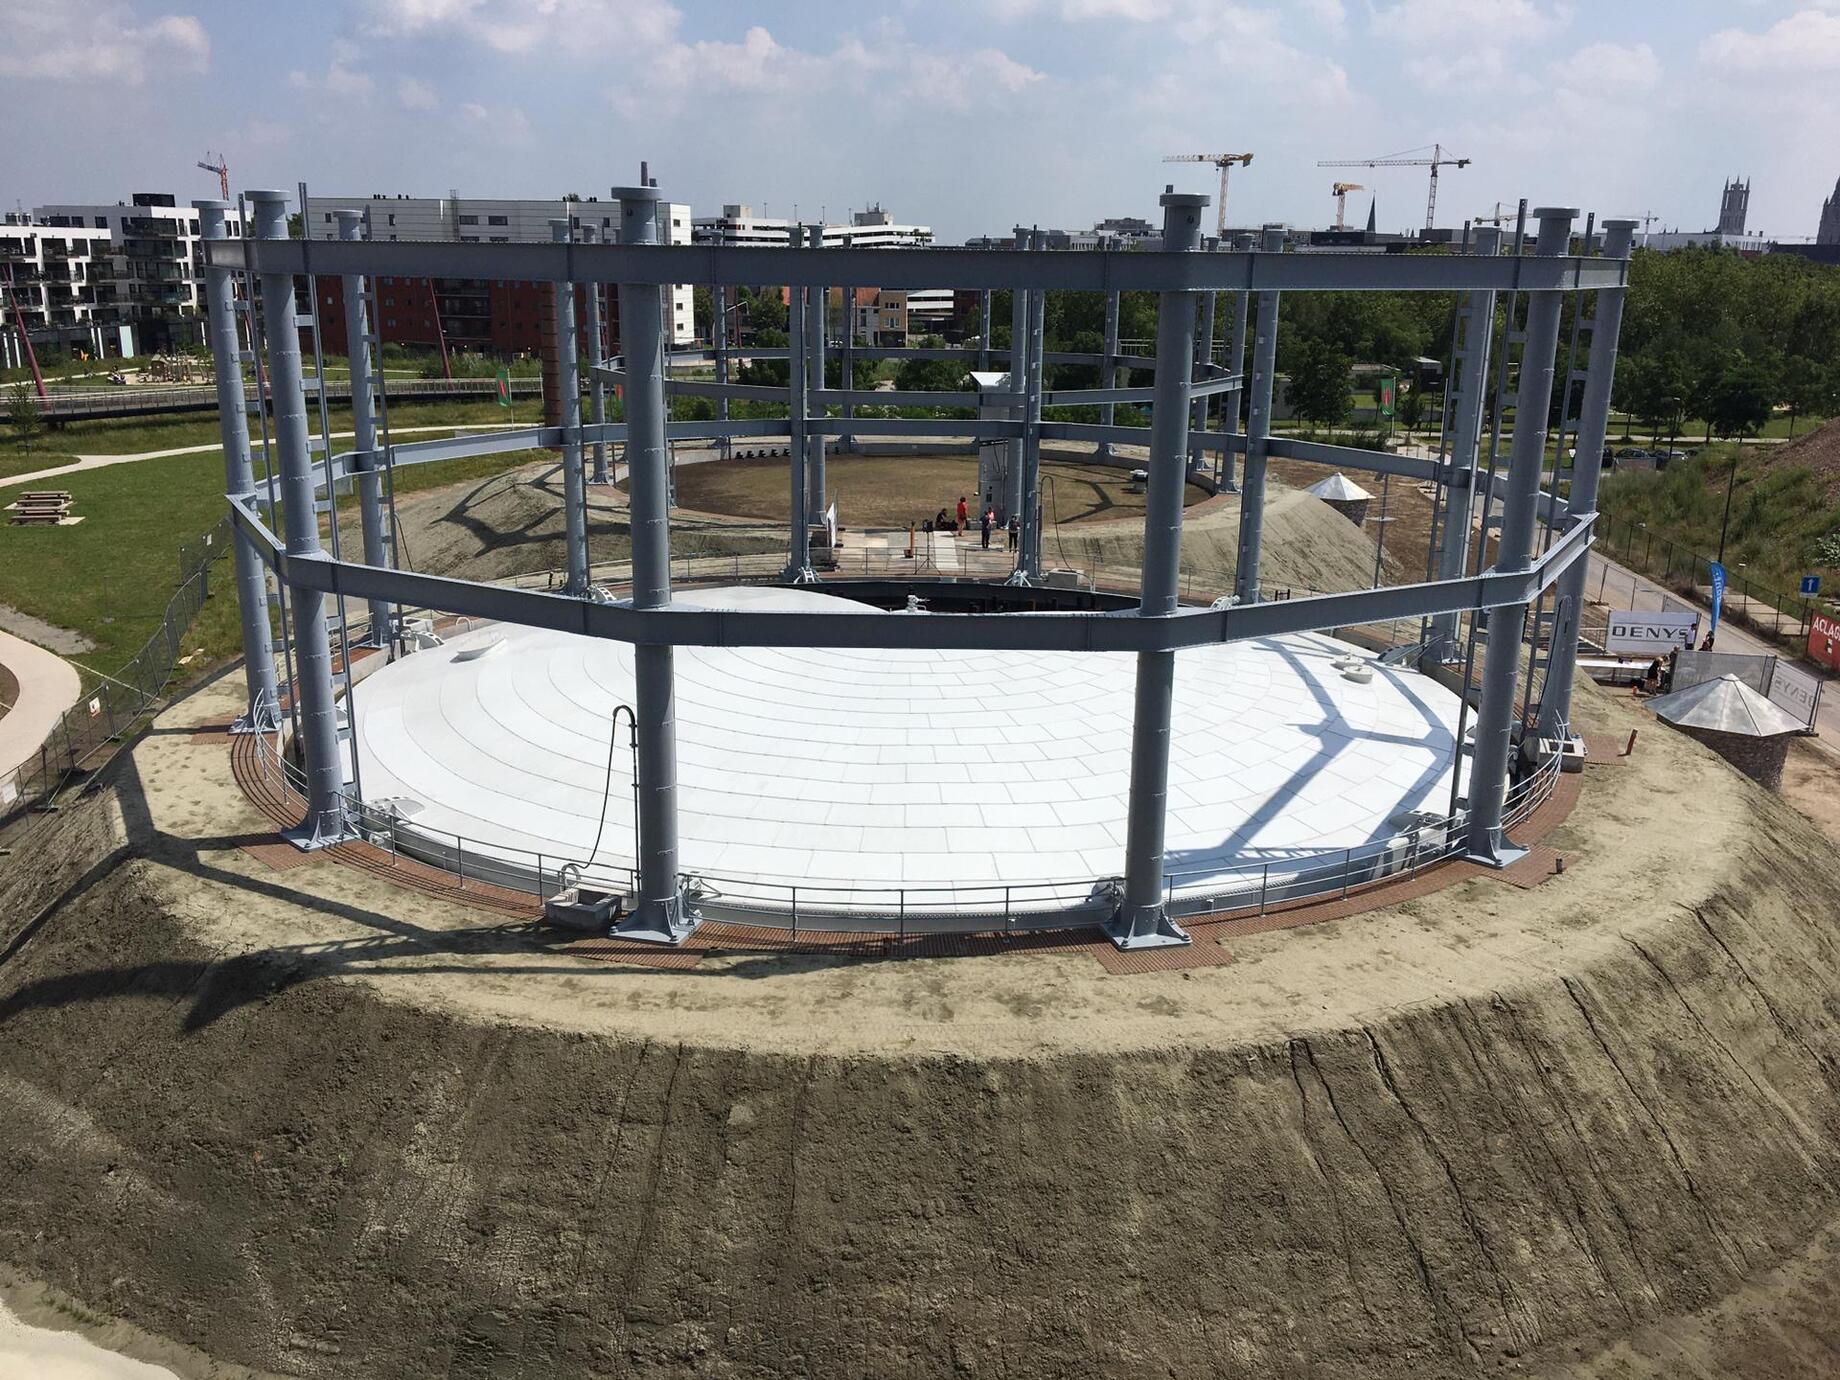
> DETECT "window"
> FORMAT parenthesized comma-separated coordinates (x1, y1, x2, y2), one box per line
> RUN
(325, 213, 333, 223)
(487, 215, 508, 226)
(458, 215, 478, 226)
(385, 296, 396, 307)
(387, 213, 395, 226)
(490, 236, 509, 243)
(94, 216, 107, 229)
(461, 235, 479, 243)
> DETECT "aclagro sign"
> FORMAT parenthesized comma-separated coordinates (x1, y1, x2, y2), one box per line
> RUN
(1606, 610, 1700, 655)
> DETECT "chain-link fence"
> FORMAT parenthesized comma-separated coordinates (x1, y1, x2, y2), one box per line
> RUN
(0, 517, 230, 823)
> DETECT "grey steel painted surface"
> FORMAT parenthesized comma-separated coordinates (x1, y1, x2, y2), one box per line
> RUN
(713, 282, 730, 458)
(613, 185, 690, 941)
(1018, 270, 1047, 577)
(249, 190, 345, 845)
(1005, 264, 1030, 541)
(978, 289, 992, 372)
(783, 224, 813, 581)
(839, 283, 855, 451)
(1465, 208, 1576, 864)
(229, 489, 1592, 653)
(1098, 290, 1121, 460)
(805, 223, 827, 525)
(1540, 220, 1637, 738)
(1115, 191, 1207, 948)
(334, 210, 393, 647)
(1233, 226, 1286, 605)
(1189, 291, 1215, 469)
(583, 229, 611, 485)
(550, 220, 589, 595)
(210, 237, 1629, 295)
(199, 200, 278, 731)
(1429, 227, 1502, 657)
(1219, 269, 1250, 489)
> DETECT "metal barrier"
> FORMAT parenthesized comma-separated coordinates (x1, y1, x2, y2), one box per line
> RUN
(248, 709, 1564, 935)
(0, 517, 230, 822)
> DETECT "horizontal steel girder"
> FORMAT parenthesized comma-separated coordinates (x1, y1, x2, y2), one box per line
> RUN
(229, 490, 1592, 653)
(209, 238, 1628, 295)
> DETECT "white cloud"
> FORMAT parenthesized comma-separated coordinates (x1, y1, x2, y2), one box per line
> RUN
(1060, 0, 1172, 20)
(1296, 0, 1348, 37)
(1700, 9, 1840, 72)
(1172, 4, 1354, 107)
(397, 76, 441, 110)
(362, 0, 681, 55)
(0, 1, 208, 84)
(1554, 40, 1660, 93)
(1371, 0, 1564, 43)
(287, 40, 374, 100)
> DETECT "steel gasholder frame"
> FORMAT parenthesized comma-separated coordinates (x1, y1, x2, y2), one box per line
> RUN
(228, 184, 1631, 947)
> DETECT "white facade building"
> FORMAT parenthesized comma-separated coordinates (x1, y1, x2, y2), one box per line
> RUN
(694, 203, 932, 250)
(32, 194, 225, 350)
(0, 219, 132, 364)
(303, 193, 696, 345)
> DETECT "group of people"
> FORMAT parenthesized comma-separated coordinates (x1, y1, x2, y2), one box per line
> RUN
(922, 494, 1020, 552)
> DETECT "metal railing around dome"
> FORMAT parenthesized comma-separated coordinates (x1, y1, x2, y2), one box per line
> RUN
(249, 723, 1563, 937)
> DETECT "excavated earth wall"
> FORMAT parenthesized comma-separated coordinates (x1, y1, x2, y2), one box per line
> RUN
(0, 676, 1839, 1378)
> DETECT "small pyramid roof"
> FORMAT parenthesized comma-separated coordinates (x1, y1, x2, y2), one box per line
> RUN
(1305, 472, 1373, 502)
(966, 370, 1012, 391)
(1646, 674, 1805, 738)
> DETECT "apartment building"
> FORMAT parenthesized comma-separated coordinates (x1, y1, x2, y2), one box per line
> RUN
(302, 192, 695, 347)
(32, 194, 221, 351)
(694, 203, 932, 250)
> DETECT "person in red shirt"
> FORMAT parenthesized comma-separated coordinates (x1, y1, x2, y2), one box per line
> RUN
(956, 495, 968, 533)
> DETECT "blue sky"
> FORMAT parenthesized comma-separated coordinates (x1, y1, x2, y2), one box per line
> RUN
(3, 0, 1838, 242)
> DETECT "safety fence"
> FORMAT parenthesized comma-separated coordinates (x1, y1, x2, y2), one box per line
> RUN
(248, 687, 1563, 937)
(0, 517, 230, 823)
(1595, 512, 1832, 650)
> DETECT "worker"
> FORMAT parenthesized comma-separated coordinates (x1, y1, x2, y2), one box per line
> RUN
(956, 495, 969, 534)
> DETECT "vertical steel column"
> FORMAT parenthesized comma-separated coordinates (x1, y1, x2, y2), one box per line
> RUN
(1004, 247, 1030, 543)
(1428, 227, 1502, 660)
(1017, 239, 1047, 580)
(1219, 247, 1251, 490)
(1233, 225, 1285, 605)
(249, 191, 345, 846)
(805, 223, 827, 527)
(1097, 290, 1121, 461)
(784, 224, 812, 581)
(200, 200, 277, 731)
(1466, 208, 1576, 866)
(1110, 190, 1208, 950)
(550, 220, 589, 593)
(978, 289, 992, 372)
(333, 210, 392, 647)
(713, 283, 730, 459)
(839, 283, 855, 452)
(583, 229, 611, 485)
(1540, 220, 1636, 739)
(1189, 291, 1216, 472)
(612, 185, 693, 942)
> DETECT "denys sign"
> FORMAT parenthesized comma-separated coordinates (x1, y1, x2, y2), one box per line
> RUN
(1606, 610, 1700, 655)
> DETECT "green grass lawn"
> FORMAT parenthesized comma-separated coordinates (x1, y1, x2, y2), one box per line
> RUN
(0, 399, 522, 480)
(0, 411, 542, 676)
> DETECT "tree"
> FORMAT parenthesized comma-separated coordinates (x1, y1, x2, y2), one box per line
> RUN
(1396, 384, 1425, 435)
(7, 382, 40, 451)
(1706, 358, 1774, 442)
(894, 336, 964, 393)
(1780, 355, 1835, 438)
(1284, 341, 1352, 434)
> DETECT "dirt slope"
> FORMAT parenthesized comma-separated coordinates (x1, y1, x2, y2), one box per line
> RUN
(2, 674, 1840, 1376)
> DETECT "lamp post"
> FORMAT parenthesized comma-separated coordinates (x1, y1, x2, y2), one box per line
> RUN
(1717, 446, 1740, 567)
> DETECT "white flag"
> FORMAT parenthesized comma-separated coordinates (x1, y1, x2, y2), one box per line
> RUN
(825, 500, 838, 548)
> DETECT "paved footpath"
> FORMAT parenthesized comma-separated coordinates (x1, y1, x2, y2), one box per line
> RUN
(0, 422, 530, 493)
(0, 629, 81, 781)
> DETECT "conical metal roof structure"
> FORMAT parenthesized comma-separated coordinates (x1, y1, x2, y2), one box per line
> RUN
(1646, 674, 1805, 738)
(1305, 472, 1373, 502)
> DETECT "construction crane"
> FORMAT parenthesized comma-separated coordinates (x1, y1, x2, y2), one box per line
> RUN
(1318, 143, 1470, 231)
(1163, 152, 1254, 239)
(1331, 182, 1364, 230)
(1607, 211, 1659, 244)
(197, 152, 229, 201)
(1475, 201, 1517, 227)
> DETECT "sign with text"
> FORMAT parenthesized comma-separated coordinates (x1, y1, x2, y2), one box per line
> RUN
(1606, 610, 1700, 655)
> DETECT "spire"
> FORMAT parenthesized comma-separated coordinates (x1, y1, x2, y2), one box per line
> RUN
(1364, 197, 1376, 234)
